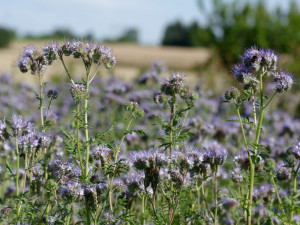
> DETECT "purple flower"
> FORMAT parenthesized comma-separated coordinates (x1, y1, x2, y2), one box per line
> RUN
(273, 70, 294, 93)
(232, 63, 254, 83)
(99, 45, 116, 69)
(17, 56, 30, 73)
(12, 115, 27, 137)
(241, 46, 262, 71)
(202, 140, 227, 168)
(0, 120, 7, 141)
(18, 130, 39, 155)
(59, 40, 73, 56)
(289, 140, 300, 159)
(43, 41, 58, 65)
(261, 49, 278, 71)
(233, 46, 279, 83)
(230, 168, 243, 183)
(70, 83, 87, 101)
(22, 45, 36, 58)
(70, 40, 85, 58)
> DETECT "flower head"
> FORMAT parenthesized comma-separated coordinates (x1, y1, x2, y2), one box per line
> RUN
(43, 42, 58, 65)
(70, 83, 87, 102)
(99, 45, 116, 69)
(273, 70, 294, 93)
(288, 140, 300, 160)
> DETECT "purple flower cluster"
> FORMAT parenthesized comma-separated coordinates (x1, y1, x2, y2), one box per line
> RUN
(273, 70, 294, 93)
(233, 46, 278, 82)
(43, 41, 59, 65)
(18, 40, 116, 76)
(18, 131, 50, 155)
(12, 115, 33, 137)
(59, 40, 116, 69)
(233, 46, 295, 93)
(289, 140, 300, 159)
(18, 45, 47, 75)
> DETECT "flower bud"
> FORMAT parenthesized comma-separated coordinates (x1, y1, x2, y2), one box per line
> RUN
(47, 89, 58, 99)
(224, 87, 240, 100)
(70, 84, 87, 102)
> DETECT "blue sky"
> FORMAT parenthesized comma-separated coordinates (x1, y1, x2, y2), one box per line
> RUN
(0, 0, 292, 45)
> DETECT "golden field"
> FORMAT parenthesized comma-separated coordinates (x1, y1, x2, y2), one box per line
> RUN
(0, 40, 232, 91)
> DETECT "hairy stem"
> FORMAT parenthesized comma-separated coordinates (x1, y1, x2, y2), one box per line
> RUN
(109, 116, 133, 211)
(142, 195, 146, 225)
(84, 64, 92, 179)
(290, 162, 300, 221)
(270, 174, 285, 215)
(98, 116, 134, 220)
(59, 57, 74, 84)
(214, 166, 219, 225)
(234, 100, 254, 225)
(263, 91, 277, 110)
(76, 102, 84, 176)
(15, 137, 20, 221)
(202, 180, 214, 219)
(251, 95, 257, 126)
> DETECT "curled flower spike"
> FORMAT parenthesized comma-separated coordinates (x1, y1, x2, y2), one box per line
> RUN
(58, 40, 116, 69)
(233, 46, 279, 83)
(70, 83, 87, 102)
(273, 70, 294, 93)
(47, 89, 58, 99)
(43, 42, 58, 65)
(224, 87, 240, 100)
(288, 140, 300, 159)
(17, 44, 48, 75)
(0, 120, 8, 141)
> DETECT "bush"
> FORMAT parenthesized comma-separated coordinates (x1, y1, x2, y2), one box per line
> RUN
(0, 27, 16, 48)
(161, 0, 300, 76)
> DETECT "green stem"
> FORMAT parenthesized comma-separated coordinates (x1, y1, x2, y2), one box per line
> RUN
(23, 153, 27, 194)
(15, 137, 20, 221)
(235, 104, 252, 161)
(255, 73, 264, 147)
(201, 180, 214, 219)
(247, 72, 264, 225)
(234, 100, 253, 225)
(142, 195, 145, 225)
(88, 63, 101, 85)
(109, 116, 134, 211)
(76, 102, 84, 176)
(84, 65, 92, 179)
(290, 162, 300, 221)
(169, 97, 176, 156)
(38, 74, 48, 182)
(263, 91, 277, 110)
(214, 166, 219, 225)
(251, 95, 257, 126)
(98, 116, 134, 220)
(270, 174, 285, 215)
(196, 180, 201, 210)
(66, 213, 71, 225)
(85, 197, 91, 225)
(59, 57, 74, 84)
(83, 65, 92, 225)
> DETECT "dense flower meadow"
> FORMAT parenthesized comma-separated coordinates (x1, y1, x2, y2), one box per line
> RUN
(0, 41, 299, 225)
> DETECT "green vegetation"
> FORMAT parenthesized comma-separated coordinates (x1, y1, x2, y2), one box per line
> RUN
(162, 0, 300, 76)
(0, 27, 16, 48)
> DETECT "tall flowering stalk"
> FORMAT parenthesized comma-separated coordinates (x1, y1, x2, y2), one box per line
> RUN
(288, 141, 300, 222)
(154, 73, 198, 221)
(57, 41, 116, 180)
(56, 40, 116, 224)
(225, 46, 294, 225)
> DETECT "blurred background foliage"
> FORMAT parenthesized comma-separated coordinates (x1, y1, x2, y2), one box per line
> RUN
(1, 0, 300, 77)
(0, 27, 16, 48)
(162, 0, 300, 75)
